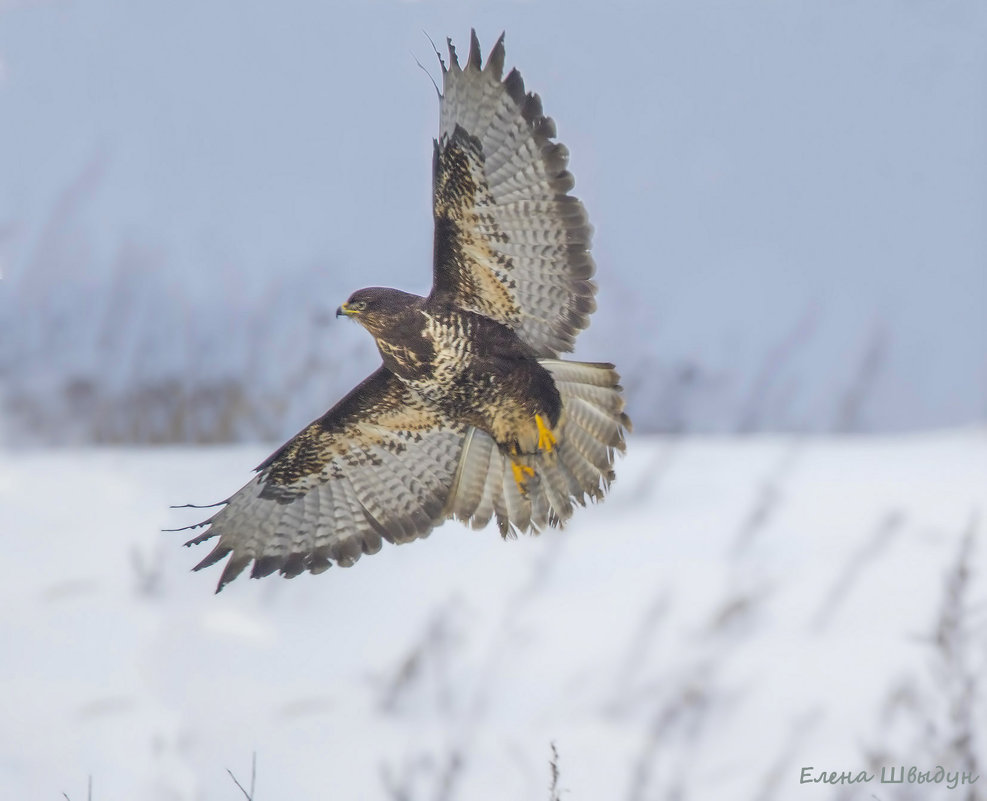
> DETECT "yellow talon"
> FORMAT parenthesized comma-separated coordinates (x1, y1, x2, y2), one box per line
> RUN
(511, 460, 535, 494)
(535, 414, 556, 452)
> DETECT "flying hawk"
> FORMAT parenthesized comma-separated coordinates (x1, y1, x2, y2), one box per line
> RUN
(178, 31, 630, 591)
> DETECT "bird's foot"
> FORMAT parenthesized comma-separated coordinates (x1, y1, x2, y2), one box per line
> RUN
(535, 414, 556, 452)
(511, 460, 535, 496)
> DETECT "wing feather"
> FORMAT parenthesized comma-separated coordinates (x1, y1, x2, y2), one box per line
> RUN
(431, 31, 596, 358)
(184, 368, 468, 591)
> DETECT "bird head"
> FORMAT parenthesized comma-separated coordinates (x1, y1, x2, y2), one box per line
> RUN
(336, 287, 417, 338)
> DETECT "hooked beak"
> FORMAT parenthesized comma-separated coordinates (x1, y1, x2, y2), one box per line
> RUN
(336, 302, 357, 318)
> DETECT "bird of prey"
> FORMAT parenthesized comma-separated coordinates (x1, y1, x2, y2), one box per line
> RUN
(177, 31, 630, 592)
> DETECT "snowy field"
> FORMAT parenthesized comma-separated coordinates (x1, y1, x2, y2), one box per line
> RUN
(2, 431, 985, 800)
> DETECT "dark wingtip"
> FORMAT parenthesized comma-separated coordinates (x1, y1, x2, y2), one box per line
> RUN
(214, 554, 250, 593)
(424, 29, 445, 74)
(251, 555, 284, 579)
(504, 67, 525, 105)
(183, 529, 216, 547)
(414, 36, 446, 98)
(522, 91, 543, 124)
(487, 32, 506, 79)
(163, 522, 207, 533)
(467, 29, 482, 70)
(280, 553, 307, 579)
(446, 36, 460, 72)
(192, 542, 232, 571)
(170, 500, 227, 509)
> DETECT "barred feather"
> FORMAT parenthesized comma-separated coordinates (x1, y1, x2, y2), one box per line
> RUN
(177, 32, 628, 591)
(446, 360, 629, 535)
(432, 31, 596, 358)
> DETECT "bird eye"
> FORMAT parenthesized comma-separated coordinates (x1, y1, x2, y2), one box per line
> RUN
(351, 300, 367, 311)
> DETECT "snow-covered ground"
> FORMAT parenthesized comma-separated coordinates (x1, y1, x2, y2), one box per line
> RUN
(2, 431, 985, 800)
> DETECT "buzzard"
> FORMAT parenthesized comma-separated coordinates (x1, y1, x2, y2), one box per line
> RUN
(177, 31, 630, 591)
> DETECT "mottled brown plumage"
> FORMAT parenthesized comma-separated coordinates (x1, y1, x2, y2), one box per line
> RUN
(176, 31, 630, 591)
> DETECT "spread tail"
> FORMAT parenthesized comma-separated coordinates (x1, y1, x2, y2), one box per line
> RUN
(445, 360, 630, 535)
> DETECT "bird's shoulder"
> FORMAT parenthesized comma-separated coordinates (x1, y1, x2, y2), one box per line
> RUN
(420, 297, 536, 361)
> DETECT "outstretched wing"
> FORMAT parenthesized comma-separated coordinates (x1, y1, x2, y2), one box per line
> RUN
(182, 368, 469, 592)
(180, 360, 627, 591)
(430, 31, 596, 358)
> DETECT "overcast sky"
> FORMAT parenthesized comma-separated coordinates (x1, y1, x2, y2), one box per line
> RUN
(2, 0, 985, 434)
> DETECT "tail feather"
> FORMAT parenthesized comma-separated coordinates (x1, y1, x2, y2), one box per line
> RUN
(445, 359, 629, 535)
(458, 429, 500, 530)
(557, 438, 606, 497)
(565, 404, 623, 472)
(540, 453, 575, 522)
(450, 428, 489, 521)
(502, 457, 533, 534)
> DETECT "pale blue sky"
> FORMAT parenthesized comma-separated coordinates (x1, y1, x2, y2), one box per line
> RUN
(2, 0, 985, 435)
